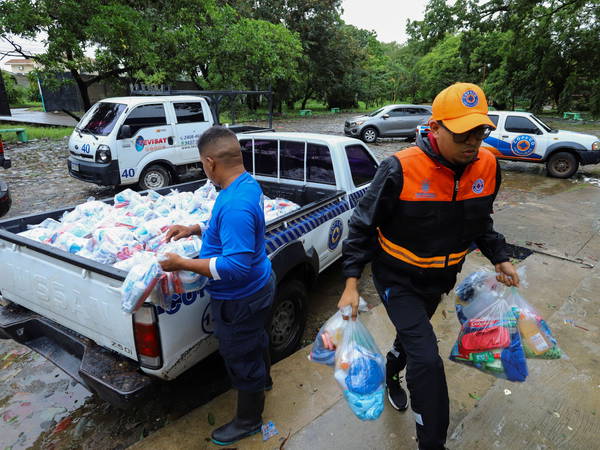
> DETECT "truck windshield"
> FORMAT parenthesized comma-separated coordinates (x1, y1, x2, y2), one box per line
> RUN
(79, 102, 127, 136)
(530, 114, 553, 132)
(368, 108, 385, 117)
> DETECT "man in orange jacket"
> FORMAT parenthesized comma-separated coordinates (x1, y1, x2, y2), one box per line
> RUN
(338, 82, 519, 450)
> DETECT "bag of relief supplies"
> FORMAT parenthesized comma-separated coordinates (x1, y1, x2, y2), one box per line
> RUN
(334, 318, 385, 420)
(309, 297, 370, 366)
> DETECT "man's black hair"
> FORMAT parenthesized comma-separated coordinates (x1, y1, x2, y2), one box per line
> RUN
(197, 126, 239, 155)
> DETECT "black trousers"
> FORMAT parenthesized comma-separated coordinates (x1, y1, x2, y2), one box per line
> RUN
(211, 273, 275, 392)
(373, 263, 449, 450)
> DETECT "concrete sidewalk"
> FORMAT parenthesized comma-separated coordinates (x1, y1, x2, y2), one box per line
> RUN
(132, 186, 600, 450)
(0, 108, 77, 127)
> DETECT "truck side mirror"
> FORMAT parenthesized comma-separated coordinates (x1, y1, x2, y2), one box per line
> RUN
(119, 125, 132, 140)
(382, 114, 390, 119)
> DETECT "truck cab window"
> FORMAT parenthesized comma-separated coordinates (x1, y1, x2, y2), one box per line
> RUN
(174, 102, 205, 124)
(123, 104, 167, 135)
(280, 140, 305, 181)
(307, 143, 335, 185)
(239, 139, 254, 173)
(345, 145, 378, 187)
(253, 139, 277, 177)
(488, 114, 499, 127)
(505, 116, 540, 134)
(80, 102, 126, 136)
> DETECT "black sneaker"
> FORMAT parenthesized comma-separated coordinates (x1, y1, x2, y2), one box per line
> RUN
(387, 374, 408, 411)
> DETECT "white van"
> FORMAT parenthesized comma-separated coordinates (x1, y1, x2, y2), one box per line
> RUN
(67, 95, 268, 189)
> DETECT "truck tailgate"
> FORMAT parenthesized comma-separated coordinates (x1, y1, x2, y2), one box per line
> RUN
(0, 240, 136, 360)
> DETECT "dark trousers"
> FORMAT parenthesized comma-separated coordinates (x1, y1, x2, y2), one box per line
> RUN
(373, 268, 449, 450)
(211, 273, 275, 392)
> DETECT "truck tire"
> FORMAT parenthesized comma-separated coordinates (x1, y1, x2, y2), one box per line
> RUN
(546, 152, 579, 178)
(139, 165, 172, 190)
(361, 127, 378, 144)
(269, 279, 308, 362)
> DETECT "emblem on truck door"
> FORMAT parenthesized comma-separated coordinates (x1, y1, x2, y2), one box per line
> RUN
(511, 135, 536, 157)
(328, 219, 344, 251)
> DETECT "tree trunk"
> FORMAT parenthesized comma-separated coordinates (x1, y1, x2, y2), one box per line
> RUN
(71, 69, 91, 111)
(0, 73, 11, 116)
(301, 89, 312, 110)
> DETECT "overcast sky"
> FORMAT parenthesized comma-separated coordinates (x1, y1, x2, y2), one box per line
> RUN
(341, 0, 428, 43)
(1, 1, 428, 70)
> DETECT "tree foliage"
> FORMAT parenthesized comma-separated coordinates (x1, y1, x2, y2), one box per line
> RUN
(0, 0, 597, 116)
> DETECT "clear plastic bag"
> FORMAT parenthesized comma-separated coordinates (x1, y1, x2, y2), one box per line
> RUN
(506, 288, 562, 359)
(334, 319, 385, 420)
(454, 266, 527, 325)
(450, 297, 528, 382)
(121, 257, 164, 314)
(309, 298, 369, 366)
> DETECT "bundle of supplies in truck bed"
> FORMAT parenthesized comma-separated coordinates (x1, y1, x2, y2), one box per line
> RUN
(16, 181, 300, 313)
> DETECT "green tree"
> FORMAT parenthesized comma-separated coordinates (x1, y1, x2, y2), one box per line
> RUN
(0, 0, 160, 110)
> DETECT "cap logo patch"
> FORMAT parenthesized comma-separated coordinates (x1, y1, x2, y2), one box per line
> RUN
(462, 90, 479, 108)
(472, 178, 485, 194)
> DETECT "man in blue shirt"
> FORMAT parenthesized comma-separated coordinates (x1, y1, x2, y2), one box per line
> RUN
(160, 126, 274, 446)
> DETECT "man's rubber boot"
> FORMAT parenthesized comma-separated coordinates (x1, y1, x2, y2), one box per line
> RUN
(211, 390, 265, 446)
(386, 350, 408, 411)
(264, 348, 273, 391)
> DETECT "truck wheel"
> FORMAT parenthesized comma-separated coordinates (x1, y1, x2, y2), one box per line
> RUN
(361, 127, 378, 143)
(139, 165, 172, 190)
(269, 279, 307, 362)
(546, 152, 579, 178)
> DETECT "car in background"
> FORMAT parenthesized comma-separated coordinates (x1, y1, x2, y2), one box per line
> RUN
(344, 104, 432, 143)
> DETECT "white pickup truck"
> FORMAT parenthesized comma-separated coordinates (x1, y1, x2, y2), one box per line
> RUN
(67, 95, 270, 190)
(0, 132, 379, 406)
(419, 110, 600, 178)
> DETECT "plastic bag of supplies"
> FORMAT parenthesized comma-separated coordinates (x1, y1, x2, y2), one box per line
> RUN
(505, 288, 562, 359)
(308, 297, 370, 366)
(121, 257, 164, 314)
(449, 296, 528, 382)
(334, 318, 385, 420)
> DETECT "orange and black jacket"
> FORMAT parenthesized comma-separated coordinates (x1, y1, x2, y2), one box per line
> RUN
(342, 132, 509, 296)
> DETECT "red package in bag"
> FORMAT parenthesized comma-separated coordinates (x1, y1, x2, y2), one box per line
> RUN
(460, 325, 510, 351)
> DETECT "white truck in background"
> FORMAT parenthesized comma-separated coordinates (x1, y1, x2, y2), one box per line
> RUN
(67, 94, 271, 190)
(419, 110, 600, 178)
(0, 132, 379, 406)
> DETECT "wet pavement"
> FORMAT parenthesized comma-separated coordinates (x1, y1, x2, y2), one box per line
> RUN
(0, 109, 78, 127)
(0, 114, 599, 449)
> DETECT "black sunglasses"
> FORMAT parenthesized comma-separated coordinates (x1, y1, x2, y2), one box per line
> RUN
(439, 121, 492, 143)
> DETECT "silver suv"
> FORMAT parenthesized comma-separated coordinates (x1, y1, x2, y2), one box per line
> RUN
(344, 104, 432, 143)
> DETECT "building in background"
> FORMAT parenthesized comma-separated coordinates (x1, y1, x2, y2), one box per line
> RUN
(4, 59, 37, 74)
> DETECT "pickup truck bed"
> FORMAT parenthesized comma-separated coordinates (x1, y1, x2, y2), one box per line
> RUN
(0, 179, 344, 406)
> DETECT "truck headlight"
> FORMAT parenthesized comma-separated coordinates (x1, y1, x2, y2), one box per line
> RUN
(350, 121, 364, 127)
(96, 145, 112, 163)
(592, 141, 600, 151)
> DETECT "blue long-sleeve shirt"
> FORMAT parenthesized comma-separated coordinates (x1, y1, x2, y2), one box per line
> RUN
(200, 172, 272, 300)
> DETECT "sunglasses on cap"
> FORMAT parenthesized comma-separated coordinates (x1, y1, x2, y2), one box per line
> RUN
(439, 121, 492, 143)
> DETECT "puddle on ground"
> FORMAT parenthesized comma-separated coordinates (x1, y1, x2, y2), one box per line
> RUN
(0, 338, 230, 449)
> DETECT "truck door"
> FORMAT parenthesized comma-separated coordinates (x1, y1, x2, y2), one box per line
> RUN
(172, 101, 211, 164)
(116, 103, 175, 183)
(499, 115, 547, 161)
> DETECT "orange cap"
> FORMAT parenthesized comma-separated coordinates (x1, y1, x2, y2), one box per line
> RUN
(431, 82, 495, 133)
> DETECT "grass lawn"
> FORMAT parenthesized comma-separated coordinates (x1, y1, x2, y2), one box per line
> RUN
(0, 122, 73, 143)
